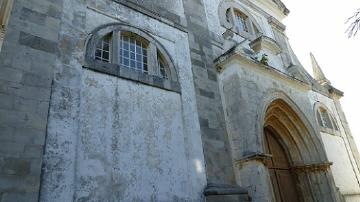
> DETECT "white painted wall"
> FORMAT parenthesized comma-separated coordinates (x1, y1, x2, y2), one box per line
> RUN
(321, 133, 360, 196)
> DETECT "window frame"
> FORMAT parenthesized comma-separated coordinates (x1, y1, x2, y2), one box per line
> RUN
(315, 104, 340, 135)
(118, 32, 149, 74)
(84, 23, 180, 93)
(220, 5, 261, 40)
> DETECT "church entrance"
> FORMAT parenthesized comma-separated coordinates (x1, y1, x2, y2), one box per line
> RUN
(264, 127, 300, 202)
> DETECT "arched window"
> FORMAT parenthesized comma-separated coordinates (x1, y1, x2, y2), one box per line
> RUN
(221, 6, 261, 39)
(85, 24, 180, 92)
(316, 106, 339, 132)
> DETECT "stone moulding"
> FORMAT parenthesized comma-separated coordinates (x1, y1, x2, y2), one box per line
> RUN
(268, 16, 286, 32)
(291, 162, 333, 173)
(327, 84, 344, 98)
(234, 153, 333, 173)
(249, 35, 282, 55)
(271, 0, 290, 16)
(214, 44, 310, 90)
(234, 153, 272, 167)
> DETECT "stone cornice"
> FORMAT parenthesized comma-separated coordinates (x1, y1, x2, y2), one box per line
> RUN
(214, 44, 311, 90)
(268, 16, 286, 32)
(327, 85, 344, 98)
(272, 0, 290, 16)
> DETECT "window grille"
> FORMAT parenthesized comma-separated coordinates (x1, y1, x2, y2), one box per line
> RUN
(89, 28, 176, 86)
(120, 35, 148, 73)
(157, 52, 168, 79)
(95, 34, 111, 63)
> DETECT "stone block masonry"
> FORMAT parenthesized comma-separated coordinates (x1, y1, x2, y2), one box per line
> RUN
(0, 0, 63, 201)
(183, 0, 237, 185)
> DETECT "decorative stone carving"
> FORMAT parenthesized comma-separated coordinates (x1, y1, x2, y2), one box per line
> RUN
(292, 162, 333, 173)
(234, 153, 272, 167)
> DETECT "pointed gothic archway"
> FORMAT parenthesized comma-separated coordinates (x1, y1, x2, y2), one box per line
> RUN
(261, 96, 339, 202)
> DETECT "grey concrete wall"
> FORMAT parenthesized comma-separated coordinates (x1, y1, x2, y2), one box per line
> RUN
(0, 0, 63, 201)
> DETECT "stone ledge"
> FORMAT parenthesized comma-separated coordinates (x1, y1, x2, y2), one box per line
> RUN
(214, 44, 310, 90)
(204, 183, 248, 196)
(83, 59, 181, 94)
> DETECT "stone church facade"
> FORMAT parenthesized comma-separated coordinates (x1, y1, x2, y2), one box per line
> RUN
(0, 0, 360, 201)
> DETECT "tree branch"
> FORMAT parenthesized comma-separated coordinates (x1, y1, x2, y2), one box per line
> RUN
(346, 8, 360, 38)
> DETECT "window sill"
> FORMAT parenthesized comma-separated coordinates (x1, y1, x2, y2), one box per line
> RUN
(83, 59, 181, 93)
(320, 127, 340, 136)
(228, 27, 254, 40)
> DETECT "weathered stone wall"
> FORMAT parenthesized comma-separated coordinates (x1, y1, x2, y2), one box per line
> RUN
(183, 0, 237, 185)
(0, 0, 62, 201)
(217, 57, 339, 201)
(1, 0, 359, 201)
(38, 0, 207, 201)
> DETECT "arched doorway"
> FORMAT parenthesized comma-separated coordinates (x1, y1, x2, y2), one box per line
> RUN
(260, 97, 340, 202)
(264, 127, 300, 202)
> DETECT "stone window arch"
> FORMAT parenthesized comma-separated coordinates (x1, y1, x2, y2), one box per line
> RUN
(219, 1, 262, 39)
(84, 23, 180, 93)
(315, 104, 340, 133)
